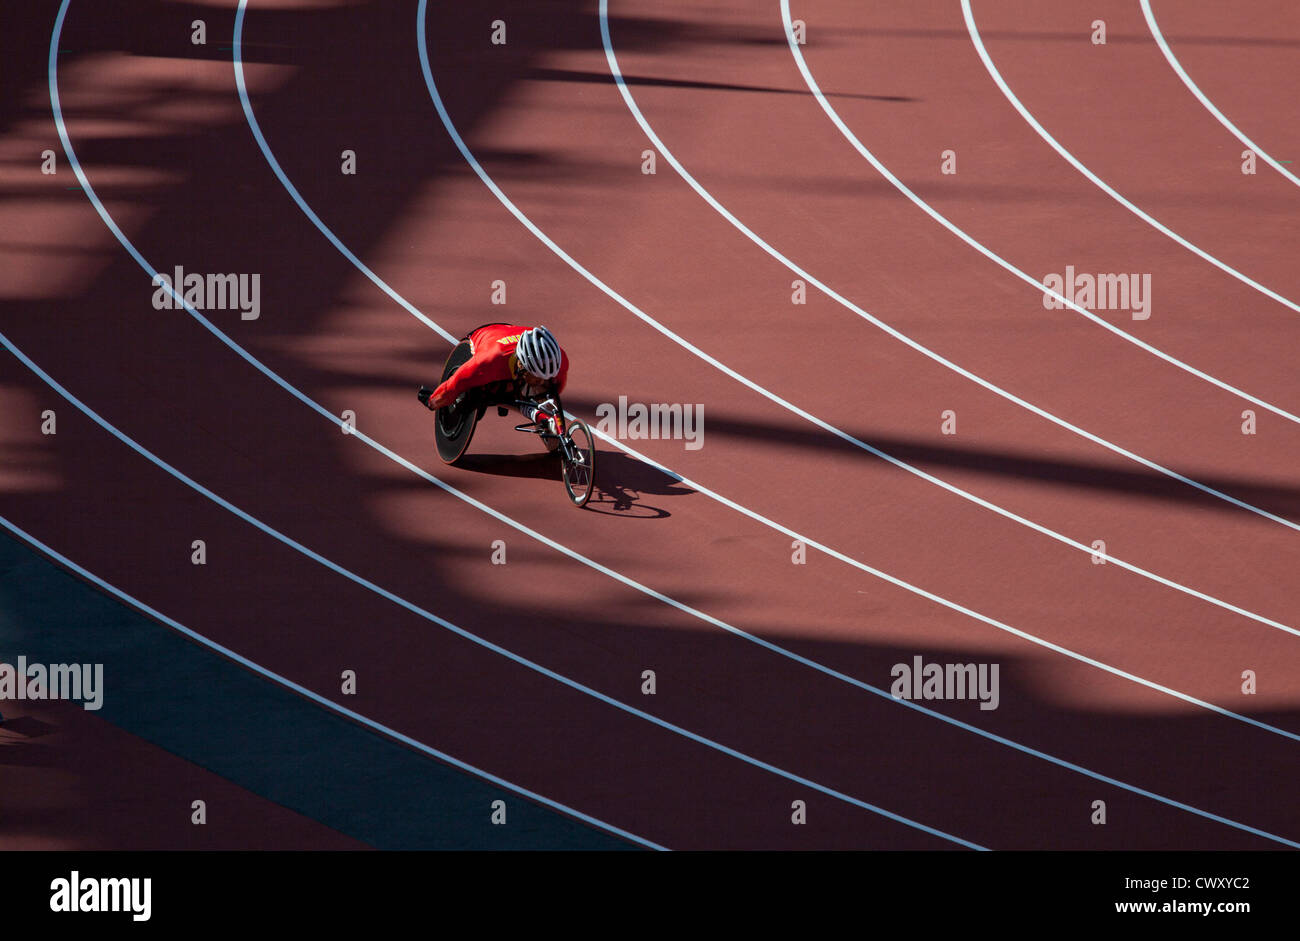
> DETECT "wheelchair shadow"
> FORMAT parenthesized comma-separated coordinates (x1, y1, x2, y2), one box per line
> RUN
(458, 451, 561, 481)
(584, 449, 693, 519)
(456, 449, 693, 519)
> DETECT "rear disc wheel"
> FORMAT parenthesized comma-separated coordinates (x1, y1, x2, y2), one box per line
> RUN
(433, 340, 478, 465)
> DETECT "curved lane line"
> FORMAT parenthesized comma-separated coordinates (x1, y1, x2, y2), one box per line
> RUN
(1141, 0, 1300, 188)
(780, 0, 1300, 439)
(962, 0, 1300, 319)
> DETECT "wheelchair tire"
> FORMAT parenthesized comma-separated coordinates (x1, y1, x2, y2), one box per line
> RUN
(560, 419, 596, 508)
(434, 340, 478, 465)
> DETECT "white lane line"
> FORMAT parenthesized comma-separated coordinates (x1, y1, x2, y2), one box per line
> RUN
(1141, 0, 1300, 188)
(231, 5, 1300, 639)
(415, 0, 1300, 740)
(0, 514, 664, 850)
(40, 1, 1300, 851)
(781, 0, 1300, 436)
(594, 1, 1300, 531)
(962, 0, 1300, 318)
(45, 0, 981, 852)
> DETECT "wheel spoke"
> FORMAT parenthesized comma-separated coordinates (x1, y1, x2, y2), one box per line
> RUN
(561, 421, 595, 506)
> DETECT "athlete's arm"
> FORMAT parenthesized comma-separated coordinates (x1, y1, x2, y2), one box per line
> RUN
(431, 350, 496, 408)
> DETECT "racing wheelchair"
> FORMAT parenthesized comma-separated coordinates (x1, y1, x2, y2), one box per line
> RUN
(433, 339, 596, 508)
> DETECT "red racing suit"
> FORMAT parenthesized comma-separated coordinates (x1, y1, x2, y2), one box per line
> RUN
(431, 323, 569, 409)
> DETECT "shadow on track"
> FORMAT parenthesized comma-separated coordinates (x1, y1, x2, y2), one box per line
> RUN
(560, 396, 1300, 521)
(457, 446, 691, 518)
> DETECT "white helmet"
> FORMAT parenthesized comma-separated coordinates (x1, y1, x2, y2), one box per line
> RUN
(515, 325, 562, 380)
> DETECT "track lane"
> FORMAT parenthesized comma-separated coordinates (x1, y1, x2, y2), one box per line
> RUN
(956, 0, 1300, 364)
(1141, 0, 1300, 190)
(962, 0, 1300, 323)
(779, 0, 1300, 443)
(569, 0, 1300, 625)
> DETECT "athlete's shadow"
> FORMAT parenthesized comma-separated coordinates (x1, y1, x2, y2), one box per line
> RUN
(456, 449, 691, 519)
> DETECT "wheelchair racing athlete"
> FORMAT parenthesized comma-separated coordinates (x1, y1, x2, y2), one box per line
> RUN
(417, 324, 569, 436)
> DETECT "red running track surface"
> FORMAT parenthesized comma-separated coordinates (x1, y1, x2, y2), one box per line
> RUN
(1, 0, 1297, 849)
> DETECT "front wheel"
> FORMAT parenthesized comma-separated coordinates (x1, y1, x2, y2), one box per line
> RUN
(560, 419, 596, 508)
